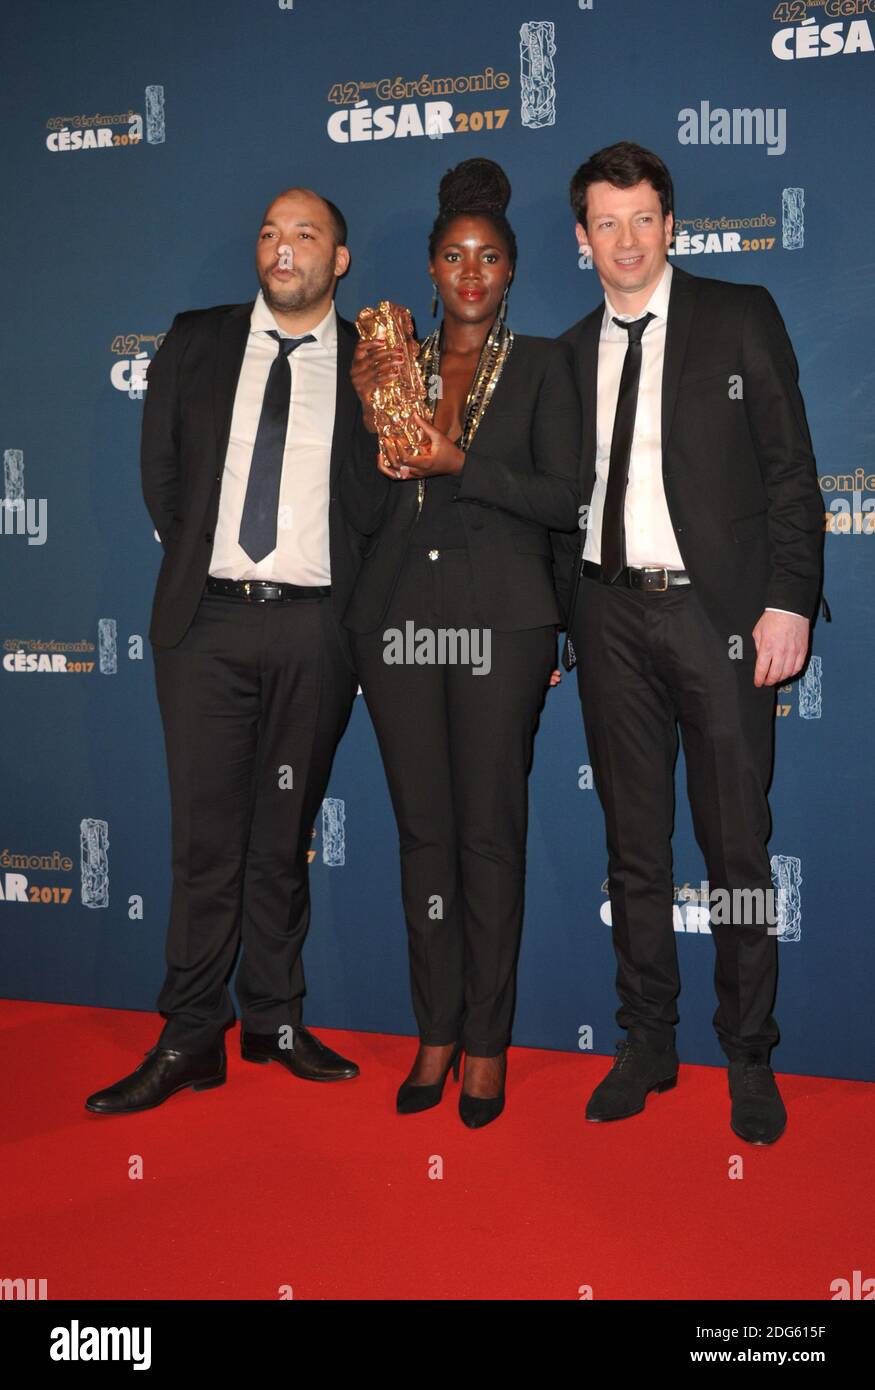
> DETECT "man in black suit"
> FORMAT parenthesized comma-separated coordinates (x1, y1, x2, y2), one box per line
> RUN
(86, 187, 378, 1114)
(555, 143, 823, 1143)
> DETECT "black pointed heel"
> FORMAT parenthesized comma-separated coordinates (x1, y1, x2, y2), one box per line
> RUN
(396, 1043, 462, 1115)
(459, 1052, 506, 1129)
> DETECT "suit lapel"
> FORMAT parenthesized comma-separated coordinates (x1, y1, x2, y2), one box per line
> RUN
(661, 266, 698, 451)
(576, 309, 601, 475)
(558, 308, 601, 665)
(212, 302, 252, 468)
(331, 316, 357, 488)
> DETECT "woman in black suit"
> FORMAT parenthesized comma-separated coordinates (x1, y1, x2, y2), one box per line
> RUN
(344, 159, 580, 1127)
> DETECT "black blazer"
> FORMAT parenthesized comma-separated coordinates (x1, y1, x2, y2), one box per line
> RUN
(553, 264, 824, 651)
(341, 335, 581, 634)
(140, 301, 378, 649)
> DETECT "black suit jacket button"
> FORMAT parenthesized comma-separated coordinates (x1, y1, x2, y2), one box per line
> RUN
(204, 531, 213, 544)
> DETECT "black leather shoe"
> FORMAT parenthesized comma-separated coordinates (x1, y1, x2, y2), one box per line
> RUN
(459, 1052, 506, 1129)
(728, 1061, 787, 1144)
(586, 1038, 679, 1121)
(240, 1026, 359, 1081)
(397, 1043, 462, 1114)
(85, 1044, 226, 1115)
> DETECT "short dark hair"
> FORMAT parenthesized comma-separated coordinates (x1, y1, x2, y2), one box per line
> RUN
(569, 141, 674, 229)
(261, 189, 348, 247)
(322, 196, 348, 248)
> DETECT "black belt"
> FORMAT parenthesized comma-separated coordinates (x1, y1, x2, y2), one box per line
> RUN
(581, 560, 691, 592)
(205, 577, 331, 602)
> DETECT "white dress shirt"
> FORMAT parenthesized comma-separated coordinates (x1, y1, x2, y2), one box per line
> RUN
(209, 291, 336, 584)
(584, 262, 681, 570)
(583, 262, 800, 616)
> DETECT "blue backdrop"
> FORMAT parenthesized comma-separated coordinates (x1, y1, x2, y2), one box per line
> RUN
(1, 0, 872, 1080)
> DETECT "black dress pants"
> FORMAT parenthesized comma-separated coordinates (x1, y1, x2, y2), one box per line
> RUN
(152, 592, 357, 1052)
(569, 575, 779, 1062)
(351, 547, 555, 1056)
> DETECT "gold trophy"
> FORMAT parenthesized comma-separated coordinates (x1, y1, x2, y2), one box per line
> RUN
(355, 301, 430, 456)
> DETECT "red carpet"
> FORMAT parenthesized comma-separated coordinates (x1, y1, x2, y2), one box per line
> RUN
(1, 1000, 872, 1301)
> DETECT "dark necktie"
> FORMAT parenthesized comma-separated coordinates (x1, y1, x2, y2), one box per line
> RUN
(238, 329, 315, 563)
(600, 311, 655, 584)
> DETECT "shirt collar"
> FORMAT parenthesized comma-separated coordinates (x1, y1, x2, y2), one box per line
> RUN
(250, 289, 337, 348)
(603, 260, 673, 331)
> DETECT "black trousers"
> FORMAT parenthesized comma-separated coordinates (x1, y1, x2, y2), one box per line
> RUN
(351, 547, 555, 1056)
(152, 592, 357, 1052)
(570, 575, 779, 1063)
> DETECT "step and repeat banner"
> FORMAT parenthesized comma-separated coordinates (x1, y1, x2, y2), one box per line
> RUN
(1, 0, 871, 1079)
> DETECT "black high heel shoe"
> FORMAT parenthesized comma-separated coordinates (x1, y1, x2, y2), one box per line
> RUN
(459, 1052, 506, 1129)
(396, 1043, 462, 1115)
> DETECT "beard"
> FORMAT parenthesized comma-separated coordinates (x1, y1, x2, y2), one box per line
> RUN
(258, 258, 336, 315)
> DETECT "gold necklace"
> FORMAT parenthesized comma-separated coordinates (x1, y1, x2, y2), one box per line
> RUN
(415, 315, 513, 514)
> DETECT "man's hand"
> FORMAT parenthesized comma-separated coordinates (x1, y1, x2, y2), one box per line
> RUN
(751, 611, 810, 687)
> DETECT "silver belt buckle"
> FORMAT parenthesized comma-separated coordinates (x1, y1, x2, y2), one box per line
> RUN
(644, 567, 669, 592)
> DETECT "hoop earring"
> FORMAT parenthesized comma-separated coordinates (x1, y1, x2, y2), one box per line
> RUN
(431, 280, 439, 318)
